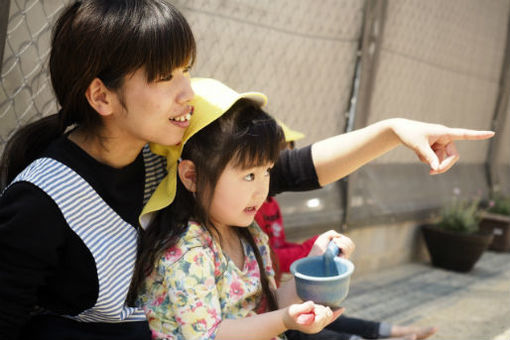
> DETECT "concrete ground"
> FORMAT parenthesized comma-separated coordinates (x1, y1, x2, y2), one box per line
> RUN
(341, 251, 510, 340)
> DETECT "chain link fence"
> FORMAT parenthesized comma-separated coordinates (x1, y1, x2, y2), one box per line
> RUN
(348, 0, 510, 225)
(0, 0, 67, 151)
(1, 0, 509, 230)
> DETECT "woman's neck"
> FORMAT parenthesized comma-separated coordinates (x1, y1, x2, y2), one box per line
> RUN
(68, 127, 145, 169)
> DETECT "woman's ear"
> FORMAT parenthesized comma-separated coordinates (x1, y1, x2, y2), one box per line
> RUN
(85, 78, 115, 117)
(178, 160, 197, 192)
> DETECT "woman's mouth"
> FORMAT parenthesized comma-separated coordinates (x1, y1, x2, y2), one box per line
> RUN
(169, 107, 193, 126)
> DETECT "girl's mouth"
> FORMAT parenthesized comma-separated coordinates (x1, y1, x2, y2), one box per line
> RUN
(244, 206, 258, 215)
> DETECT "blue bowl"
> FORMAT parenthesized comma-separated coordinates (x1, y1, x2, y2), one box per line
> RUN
(290, 256, 355, 308)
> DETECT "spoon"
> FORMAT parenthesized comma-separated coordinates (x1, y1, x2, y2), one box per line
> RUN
(324, 240, 340, 276)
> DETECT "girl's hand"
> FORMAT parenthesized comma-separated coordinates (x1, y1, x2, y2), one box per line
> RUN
(390, 118, 494, 175)
(283, 301, 344, 334)
(308, 230, 355, 259)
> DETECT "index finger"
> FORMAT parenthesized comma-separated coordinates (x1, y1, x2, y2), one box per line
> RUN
(447, 129, 495, 141)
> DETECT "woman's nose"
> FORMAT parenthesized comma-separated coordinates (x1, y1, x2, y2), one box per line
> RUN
(176, 74, 194, 104)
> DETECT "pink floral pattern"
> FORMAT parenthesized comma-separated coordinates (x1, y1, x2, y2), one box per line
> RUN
(138, 221, 281, 339)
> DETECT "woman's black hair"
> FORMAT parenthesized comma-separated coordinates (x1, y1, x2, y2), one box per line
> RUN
(0, 0, 196, 188)
(129, 99, 285, 311)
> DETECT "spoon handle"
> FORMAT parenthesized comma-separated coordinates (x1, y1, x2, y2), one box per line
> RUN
(324, 241, 340, 276)
(326, 240, 340, 257)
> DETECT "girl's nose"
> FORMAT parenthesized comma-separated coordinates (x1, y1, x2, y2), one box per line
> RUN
(254, 181, 269, 200)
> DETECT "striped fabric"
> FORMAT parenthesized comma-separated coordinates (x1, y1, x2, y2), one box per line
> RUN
(142, 144, 167, 205)
(11, 145, 167, 323)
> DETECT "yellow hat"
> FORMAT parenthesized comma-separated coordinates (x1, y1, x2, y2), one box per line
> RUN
(139, 78, 267, 228)
(278, 121, 305, 142)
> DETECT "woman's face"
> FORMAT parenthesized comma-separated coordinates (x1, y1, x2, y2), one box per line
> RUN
(108, 66, 194, 148)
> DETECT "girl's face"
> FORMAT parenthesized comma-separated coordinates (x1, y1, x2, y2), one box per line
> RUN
(209, 161, 273, 230)
(109, 66, 194, 148)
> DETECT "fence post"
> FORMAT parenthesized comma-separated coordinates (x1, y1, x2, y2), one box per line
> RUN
(341, 0, 387, 228)
(352, 0, 387, 130)
(486, 6, 510, 196)
(0, 0, 10, 74)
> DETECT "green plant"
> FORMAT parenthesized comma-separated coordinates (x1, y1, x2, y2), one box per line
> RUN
(438, 198, 481, 234)
(487, 195, 510, 216)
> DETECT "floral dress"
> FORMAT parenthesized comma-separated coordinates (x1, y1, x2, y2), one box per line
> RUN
(138, 221, 283, 340)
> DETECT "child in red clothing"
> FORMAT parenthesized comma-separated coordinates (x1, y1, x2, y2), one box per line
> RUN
(255, 196, 318, 273)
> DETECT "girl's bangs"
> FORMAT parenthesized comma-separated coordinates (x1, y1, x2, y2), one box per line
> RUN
(230, 120, 284, 170)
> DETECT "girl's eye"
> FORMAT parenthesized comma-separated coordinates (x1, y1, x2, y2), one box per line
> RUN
(265, 168, 272, 176)
(184, 66, 192, 73)
(243, 173, 255, 181)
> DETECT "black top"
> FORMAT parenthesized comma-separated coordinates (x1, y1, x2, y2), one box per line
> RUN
(0, 136, 319, 340)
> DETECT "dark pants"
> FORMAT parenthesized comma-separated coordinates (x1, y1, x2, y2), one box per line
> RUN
(285, 315, 381, 340)
(20, 315, 151, 340)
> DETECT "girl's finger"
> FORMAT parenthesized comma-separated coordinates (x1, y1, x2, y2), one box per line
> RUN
(330, 307, 345, 322)
(296, 313, 315, 325)
(290, 301, 314, 315)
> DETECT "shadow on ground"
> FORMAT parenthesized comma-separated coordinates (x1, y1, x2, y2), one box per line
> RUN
(343, 252, 510, 340)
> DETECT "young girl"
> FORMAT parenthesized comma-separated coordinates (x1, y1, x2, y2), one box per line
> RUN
(134, 91, 353, 339)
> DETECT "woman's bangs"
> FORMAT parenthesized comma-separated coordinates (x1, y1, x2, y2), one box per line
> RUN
(142, 2, 196, 82)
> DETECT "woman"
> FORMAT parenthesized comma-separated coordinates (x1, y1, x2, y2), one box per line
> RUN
(0, 1, 493, 340)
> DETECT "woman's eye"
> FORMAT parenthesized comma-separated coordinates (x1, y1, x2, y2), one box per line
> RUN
(264, 168, 272, 176)
(160, 74, 173, 82)
(243, 173, 255, 181)
(184, 66, 192, 73)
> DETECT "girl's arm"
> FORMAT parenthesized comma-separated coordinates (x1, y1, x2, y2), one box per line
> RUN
(312, 118, 494, 186)
(216, 301, 342, 340)
(144, 244, 339, 340)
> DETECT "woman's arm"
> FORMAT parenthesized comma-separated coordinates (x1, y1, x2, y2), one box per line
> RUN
(0, 183, 69, 340)
(312, 118, 494, 186)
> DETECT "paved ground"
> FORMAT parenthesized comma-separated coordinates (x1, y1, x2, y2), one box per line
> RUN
(341, 251, 510, 340)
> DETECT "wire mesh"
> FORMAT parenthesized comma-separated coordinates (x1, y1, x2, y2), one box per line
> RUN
(0, 0, 509, 227)
(0, 0, 68, 153)
(173, 0, 365, 147)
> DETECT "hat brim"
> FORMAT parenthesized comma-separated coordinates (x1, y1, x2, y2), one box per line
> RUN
(139, 78, 268, 228)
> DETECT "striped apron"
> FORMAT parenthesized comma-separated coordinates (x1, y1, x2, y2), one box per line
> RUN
(10, 145, 166, 323)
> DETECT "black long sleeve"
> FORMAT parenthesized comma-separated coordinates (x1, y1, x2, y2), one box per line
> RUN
(269, 145, 320, 196)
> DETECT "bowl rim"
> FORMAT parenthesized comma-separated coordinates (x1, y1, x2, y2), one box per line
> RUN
(290, 256, 355, 282)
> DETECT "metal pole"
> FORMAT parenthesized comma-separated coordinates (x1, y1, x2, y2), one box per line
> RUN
(0, 0, 11, 74)
(341, 0, 387, 228)
(486, 5, 510, 196)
